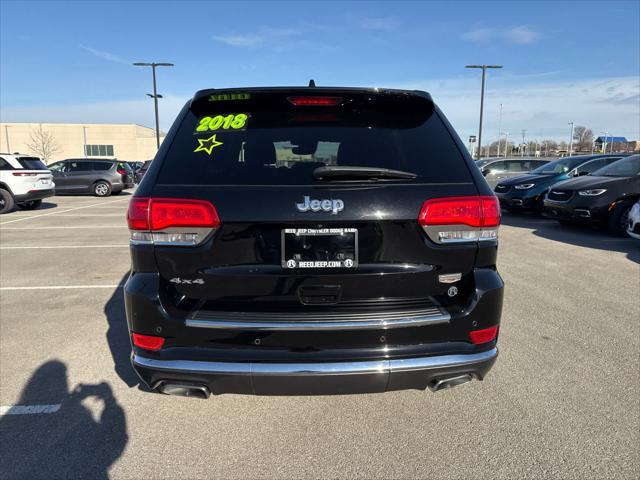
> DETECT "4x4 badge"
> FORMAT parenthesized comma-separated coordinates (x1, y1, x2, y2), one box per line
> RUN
(169, 278, 204, 285)
(296, 196, 344, 215)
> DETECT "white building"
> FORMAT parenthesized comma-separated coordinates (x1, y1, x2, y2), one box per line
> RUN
(0, 122, 165, 164)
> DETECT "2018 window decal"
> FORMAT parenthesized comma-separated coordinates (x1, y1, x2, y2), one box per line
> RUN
(194, 134, 224, 155)
(195, 113, 249, 133)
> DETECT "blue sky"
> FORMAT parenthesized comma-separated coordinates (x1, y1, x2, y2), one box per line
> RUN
(1, 0, 639, 143)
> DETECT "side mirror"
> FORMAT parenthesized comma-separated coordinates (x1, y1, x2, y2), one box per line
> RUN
(481, 169, 489, 176)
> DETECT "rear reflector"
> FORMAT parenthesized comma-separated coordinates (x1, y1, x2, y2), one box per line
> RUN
(132, 333, 165, 351)
(287, 96, 343, 106)
(418, 196, 500, 244)
(469, 325, 499, 344)
(12, 172, 38, 176)
(127, 198, 220, 231)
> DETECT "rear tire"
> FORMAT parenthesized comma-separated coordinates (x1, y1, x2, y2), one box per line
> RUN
(93, 181, 112, 197)
(608, 201, 633, 236)
(0, 188, 15, 214)
(18, 199, 43, 210)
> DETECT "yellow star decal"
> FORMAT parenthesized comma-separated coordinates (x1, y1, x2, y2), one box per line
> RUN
(194, 134, 224, 155)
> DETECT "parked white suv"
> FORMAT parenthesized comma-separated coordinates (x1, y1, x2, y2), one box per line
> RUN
(627, 200, 640, 240)
(0, 154, 55, 214)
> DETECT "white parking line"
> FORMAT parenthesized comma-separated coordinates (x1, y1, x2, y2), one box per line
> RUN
(3, 214, 125, 217)
(0, 285, 123, 291)
(1, 226, 128, 230)
(1, 245, 128, 250)
(0, 404, 61, 416)
(0, 198, 129, 225)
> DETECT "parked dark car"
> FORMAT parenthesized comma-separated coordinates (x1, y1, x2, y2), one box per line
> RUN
(542, 154, 640, 234)
(478, 158, 549, 188)
(134, 160, 152, 182)
(494, 154, 631, 213)
(48, 159, 135, 196)
(126, 86, 503, 398)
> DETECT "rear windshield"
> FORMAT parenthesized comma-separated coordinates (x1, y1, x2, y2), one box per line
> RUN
(592, 155, 640, 177)
(157, 91, 471, 185)
(17, 157, 48, 170)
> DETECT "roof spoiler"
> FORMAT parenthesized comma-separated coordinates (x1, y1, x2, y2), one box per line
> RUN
(190, 86, 432, 108)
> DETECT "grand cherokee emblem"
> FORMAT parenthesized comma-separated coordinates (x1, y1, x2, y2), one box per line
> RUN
(296, 195, 344, 215)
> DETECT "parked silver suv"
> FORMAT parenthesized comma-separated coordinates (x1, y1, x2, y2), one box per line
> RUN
(48, 159, 135, 196)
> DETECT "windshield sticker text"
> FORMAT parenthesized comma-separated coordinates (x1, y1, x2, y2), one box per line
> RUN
(195, 113, 248, 133)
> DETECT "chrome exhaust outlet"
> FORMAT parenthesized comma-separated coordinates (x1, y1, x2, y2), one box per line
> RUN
(428, 374, 473, 392)
(158, 382, 210, 399)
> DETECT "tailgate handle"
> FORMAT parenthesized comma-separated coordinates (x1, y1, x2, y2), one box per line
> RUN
(298, 285, 342, 305)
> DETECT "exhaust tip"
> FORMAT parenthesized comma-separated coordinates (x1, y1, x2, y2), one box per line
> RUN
(158, 382, 210, 399)
(428, 374, 473, 392)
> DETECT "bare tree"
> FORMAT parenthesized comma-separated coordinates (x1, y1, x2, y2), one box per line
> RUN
(25, 125, 60, 164)
(572, 126, 594, 152)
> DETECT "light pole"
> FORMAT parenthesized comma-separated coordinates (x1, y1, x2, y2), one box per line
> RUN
(503, 132, 510, 157)
(83, 126, 88, 157)
(466, 64, 503, 160)
(497, 103, 503, 157)
(600, 131, 609, 153)
(521, 129, 526, 157)
(568, 122, 574, 156)
(4, 125, 10, 152)
(133, 62, 174, 149)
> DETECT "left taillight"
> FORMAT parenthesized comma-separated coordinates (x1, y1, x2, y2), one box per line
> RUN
(418, 196, 500, 244)
(127, 197, 220, 246)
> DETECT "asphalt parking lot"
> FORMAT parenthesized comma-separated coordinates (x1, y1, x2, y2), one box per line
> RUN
(0, 193, 638, 479)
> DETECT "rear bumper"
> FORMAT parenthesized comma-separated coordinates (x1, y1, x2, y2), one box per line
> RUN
(14, 188, 55, 202)
(132, 347, 498, 395)
(126, 267, 503, 395)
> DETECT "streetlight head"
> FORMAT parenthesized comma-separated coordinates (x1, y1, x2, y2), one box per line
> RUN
(146, 94, 154, 98)
(465, 65, 483, 69)
(156, 63, 174, 67)
(133, 62, 152, 66)
(486, 65, 503, 69)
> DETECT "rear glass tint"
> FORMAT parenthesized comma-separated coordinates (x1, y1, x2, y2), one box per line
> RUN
(17, 157, 47, 170)
(157, 90, 471, 185)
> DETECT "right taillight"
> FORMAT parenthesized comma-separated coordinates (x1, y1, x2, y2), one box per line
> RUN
(127, 197, 220, 246)
(418, 196, 500, 244)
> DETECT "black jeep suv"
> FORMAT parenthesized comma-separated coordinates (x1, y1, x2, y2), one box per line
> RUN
(125, 86, 503, 398)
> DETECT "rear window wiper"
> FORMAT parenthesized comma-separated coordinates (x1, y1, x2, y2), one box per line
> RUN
(313, 166, 417, 181)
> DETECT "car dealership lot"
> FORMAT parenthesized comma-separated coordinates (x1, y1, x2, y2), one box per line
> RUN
(0, 195, 638, 479)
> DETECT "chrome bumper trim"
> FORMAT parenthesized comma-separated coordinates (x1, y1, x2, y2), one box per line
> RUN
(186, 307, 450, 331)
(132, 348, 497, 377)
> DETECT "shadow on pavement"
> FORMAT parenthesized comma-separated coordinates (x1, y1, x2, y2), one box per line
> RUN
(0, 361, 127, 480)
(20, 201, 58, 211)
(501, 212, 640, 264)
(104, 273, 146, 389)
